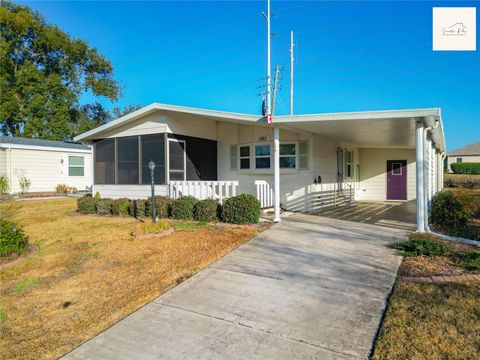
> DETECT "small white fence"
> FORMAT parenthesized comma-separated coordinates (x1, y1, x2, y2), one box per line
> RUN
(255, 180, 274, 208)
(169, 181, 238, 204)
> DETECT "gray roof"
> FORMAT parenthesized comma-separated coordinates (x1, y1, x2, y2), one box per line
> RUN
(449, 141, 480, 156)
(0, 136, 90, 150)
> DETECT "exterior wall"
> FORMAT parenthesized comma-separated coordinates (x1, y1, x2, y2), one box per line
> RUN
(358, 148, 416, 201)
(98, 112, 218, 141)
(447, 154, 480, 172)
(217, 122, 359, 212)
(4, 147, 93, 194)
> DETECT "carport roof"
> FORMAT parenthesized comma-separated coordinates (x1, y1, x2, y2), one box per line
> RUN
(74, 103, 445, 152)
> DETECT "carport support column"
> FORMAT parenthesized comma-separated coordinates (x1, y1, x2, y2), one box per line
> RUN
(415, 120, 425, 232)
(273, 126, 281, 222)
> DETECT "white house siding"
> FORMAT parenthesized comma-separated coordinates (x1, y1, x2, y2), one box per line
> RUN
(217, 122, 359, 212)
(358, 148, 416, 201)
(0, 148, 7, 176)
(98, 112, 218, 141)
(6, 148, 93, 193)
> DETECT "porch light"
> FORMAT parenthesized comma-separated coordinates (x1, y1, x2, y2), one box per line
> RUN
(148, 160, 156, 223)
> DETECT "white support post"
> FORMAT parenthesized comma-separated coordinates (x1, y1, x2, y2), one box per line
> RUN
(273, 126, 281, 222)
(416, 121, 425, 232)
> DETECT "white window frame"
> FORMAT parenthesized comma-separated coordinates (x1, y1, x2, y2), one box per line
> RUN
(279, 142, 297, 170)
(254, 144, 272, 170)
(298, 141, 309, 170)
(68, 155, 85, 177)
(166, 138, 186, 182)
(236, 142, 300, 174)
(239, 145, 251, 170)
(344, 149, 354, 179)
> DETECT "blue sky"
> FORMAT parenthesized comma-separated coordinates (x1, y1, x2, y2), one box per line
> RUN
(20, 1, 479, 151)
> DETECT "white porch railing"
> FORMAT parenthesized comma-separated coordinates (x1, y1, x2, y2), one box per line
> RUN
(255, 180, 274, 208)
(169, 181, 238, 204)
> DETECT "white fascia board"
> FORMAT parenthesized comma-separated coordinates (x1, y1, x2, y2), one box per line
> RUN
(74, 103, 262, 142)
(274, 108, 441, 123)
(0, 143, 92, 154)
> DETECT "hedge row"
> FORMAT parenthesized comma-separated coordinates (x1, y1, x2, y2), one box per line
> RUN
(77, 194, 260, 224)
(451, 162, 480, 175)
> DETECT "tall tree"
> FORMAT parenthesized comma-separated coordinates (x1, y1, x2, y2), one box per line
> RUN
(0, 1, 121, 140)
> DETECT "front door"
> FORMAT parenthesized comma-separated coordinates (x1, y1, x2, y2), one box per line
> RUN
(386, 160, 407, 200)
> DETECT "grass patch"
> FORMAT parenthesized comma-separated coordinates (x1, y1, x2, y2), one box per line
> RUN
(170, 220, 209, 232)
(372, 281, 480, 360)
(393, 237, 446, 256)
(0, 198, 258, 359)
(12, 278, 40, 294)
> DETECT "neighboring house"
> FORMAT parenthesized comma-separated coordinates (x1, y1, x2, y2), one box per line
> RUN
(75, 103, 446, 232)
(447, 141, 480, 172)
(0, 136, 93, 194)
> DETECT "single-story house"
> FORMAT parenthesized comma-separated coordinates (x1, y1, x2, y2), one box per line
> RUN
(446, 141, 480, 172)
(0, 136, 93, 194)
(74, 103, 446, 232)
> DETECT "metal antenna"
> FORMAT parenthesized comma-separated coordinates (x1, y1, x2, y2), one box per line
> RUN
(289, 30, 294, 116)
(263, 0, 272, 122)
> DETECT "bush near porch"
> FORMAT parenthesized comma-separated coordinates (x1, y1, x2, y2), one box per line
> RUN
(76, 193, 261, 224)
(444, 173, 480, 189)
(431, 189, 480, 241)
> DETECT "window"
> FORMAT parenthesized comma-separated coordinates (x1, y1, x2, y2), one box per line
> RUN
(240, 146, 250, 169)
(117, 136, 139, 184)
(457, 158, 463, 163)
(299, 141, 308, 170)
(345, 149, 354, 178)
(141, 134, 165, 185)
(230, 145, 238, 171)
(280, 144, 296, 169)
(68, 156, 84, 176)
(255, 144, 271, 169)
(392, 162, 403, 175)
(94, 139, 115, 184)
(168, 139, 186, 181)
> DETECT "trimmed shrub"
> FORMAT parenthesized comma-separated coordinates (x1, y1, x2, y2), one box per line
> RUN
(431, 190, 474, 234)
(451, 162, 480, 175)
(152, 196, 171, 219)
(223, 194, 260, 224)
(77, 195, 96, 214)
(133, 199, 148, 217)
(171, 196, 198, 220)
(0, 220, 29, 257)
(112, 198, 130, 216)
(56, 184, 68, 193)
(96, 198, 113, 215)
(194, 199, 219, 222)
(393, 237, 447, 257)
(0, 174, 9, 194)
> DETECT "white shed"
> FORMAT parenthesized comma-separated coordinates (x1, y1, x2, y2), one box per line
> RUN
(0, 136, 93, 195)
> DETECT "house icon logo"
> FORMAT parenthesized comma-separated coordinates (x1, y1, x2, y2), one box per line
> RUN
(442, 22, 467, 36)
(433, 7, 476, 51)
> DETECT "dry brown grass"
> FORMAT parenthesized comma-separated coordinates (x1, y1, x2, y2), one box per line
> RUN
(0, 198, 258, 359)
(372, 281, 480, 360)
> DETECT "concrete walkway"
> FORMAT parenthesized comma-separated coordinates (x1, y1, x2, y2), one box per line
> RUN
(65, 214, 405, 360)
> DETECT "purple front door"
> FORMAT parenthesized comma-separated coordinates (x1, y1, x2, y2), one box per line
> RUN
(386, 160, 407, 200)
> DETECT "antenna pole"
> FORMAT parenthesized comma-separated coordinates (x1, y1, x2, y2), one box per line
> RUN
(289, 30, 294, 116)
(271, 65, 280, 117)
(266, 0, 271, 117)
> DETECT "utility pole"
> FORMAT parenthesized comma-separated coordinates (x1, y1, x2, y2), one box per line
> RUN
(271, 65, 280, 117)
(262, 0, 271, 122)
(289, 30, 294, 116)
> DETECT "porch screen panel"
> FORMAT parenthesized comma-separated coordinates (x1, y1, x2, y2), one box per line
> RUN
(168, 140, 186, 181)
(141, 134, 165, 185)
(94, 139, 115, 184)
(117, 136, 139, 184)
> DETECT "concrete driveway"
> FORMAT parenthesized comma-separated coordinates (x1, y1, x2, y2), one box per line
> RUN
(65, 214, 405, 360)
